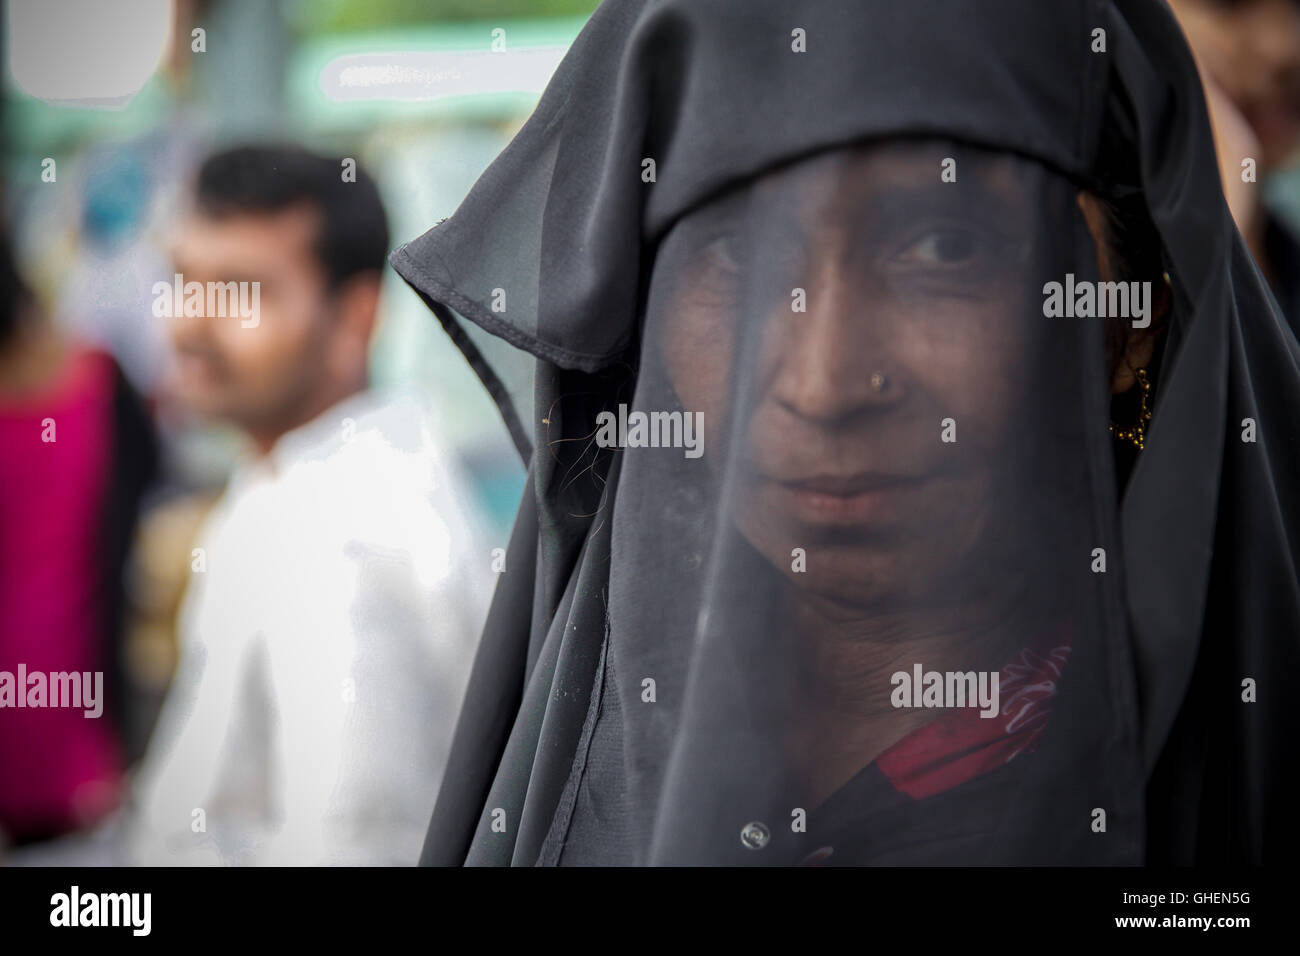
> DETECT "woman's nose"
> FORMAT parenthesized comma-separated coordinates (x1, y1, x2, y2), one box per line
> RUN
(767, 262, 901, 424)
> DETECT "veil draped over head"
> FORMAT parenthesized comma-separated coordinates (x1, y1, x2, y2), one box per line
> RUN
(391, 0, 1300, 865)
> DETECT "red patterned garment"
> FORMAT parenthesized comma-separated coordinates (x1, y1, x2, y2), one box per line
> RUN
(876, 640, 1074, 801)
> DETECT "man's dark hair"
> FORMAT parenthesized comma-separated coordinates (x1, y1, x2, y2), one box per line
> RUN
(193, 144, 389, 291)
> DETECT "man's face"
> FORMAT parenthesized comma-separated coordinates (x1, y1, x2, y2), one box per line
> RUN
(1172, 0, 1300, 172)
(168, 205, 334, 434)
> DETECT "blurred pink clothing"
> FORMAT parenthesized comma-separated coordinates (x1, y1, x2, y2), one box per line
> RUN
(0, 347, 124, 839)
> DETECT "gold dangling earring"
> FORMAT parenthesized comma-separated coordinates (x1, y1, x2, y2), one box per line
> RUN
(1109, 367, 1152, 450)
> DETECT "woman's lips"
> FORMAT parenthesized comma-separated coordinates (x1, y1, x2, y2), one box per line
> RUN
(767, 473, 926, 524)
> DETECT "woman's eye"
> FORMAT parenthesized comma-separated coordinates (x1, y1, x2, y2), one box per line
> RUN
(893, 228, 981, 267)
(703, 233, 741, 273)
(678, 232, 743, 306)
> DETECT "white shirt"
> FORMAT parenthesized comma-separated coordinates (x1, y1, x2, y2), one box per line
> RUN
(128, 390, 492, 865)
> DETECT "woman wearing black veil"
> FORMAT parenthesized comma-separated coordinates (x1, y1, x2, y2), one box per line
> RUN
(391, 0, 1300, 865)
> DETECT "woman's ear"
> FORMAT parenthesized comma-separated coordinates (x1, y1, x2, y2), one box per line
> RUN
(1107, 297, 1170, 390)
(1111, 278, 1170, 394)
(1076, 191, 1172, 395)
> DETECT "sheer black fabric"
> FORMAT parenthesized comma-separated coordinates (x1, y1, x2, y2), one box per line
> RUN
(391, 0, 1300, 865)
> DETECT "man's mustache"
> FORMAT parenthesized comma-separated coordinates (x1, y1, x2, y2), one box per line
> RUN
(175, 345, 231, 376)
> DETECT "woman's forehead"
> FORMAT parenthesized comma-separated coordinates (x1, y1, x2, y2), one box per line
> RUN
(706, 140, 1044, 229)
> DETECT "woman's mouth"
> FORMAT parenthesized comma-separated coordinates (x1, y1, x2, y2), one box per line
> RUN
(768, 472, 926, 524)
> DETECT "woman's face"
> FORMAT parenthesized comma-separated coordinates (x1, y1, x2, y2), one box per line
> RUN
(655, 141, 1061, 612)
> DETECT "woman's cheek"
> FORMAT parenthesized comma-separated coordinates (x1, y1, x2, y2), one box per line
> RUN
(661, 295, 737, 432)
(900, 311, 1023, 447)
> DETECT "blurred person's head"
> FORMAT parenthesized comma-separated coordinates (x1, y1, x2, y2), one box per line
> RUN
(1170, 0, 1300, 173)
(168, 145, 389, 451)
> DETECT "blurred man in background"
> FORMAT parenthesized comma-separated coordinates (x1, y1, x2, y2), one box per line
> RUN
(1170, 0, 1300, 330)
(124, 145, 490, 865)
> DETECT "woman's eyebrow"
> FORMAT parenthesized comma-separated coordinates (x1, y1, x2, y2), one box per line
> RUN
(842, 179, 1028, 231)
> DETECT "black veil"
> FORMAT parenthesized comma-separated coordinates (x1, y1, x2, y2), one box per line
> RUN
(390, 0, 1300, 865)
